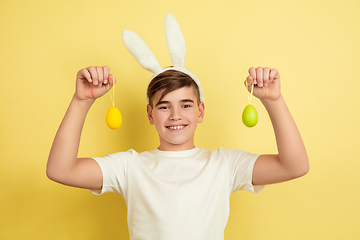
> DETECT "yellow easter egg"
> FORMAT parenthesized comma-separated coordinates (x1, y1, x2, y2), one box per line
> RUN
(242, 104, 258, 128)
(106, 107, 122, 129)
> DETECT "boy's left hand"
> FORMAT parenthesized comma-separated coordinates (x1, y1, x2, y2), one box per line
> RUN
(245, 67, 281, 101)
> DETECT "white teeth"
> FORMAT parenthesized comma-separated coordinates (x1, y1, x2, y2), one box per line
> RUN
(168, 125, 184, 130)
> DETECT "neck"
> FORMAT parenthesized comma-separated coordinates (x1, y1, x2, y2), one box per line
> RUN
(158, 140, 195, 151)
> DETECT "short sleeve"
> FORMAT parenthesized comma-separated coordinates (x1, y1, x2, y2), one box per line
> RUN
(223, 148, 265, 194)
(90, 150, 133, 196)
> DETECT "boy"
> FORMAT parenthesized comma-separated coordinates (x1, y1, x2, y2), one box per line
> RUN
(47, 66, 308, 239)
(47, 14, 308, 240)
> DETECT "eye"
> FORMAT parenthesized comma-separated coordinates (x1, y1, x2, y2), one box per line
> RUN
(182, 104, 191, 109)
(158, 105, 169, 110)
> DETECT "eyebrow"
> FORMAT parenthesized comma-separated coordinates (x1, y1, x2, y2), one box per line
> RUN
(155, 99, 194, 107)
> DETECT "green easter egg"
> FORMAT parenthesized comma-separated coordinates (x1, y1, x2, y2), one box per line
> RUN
(242, 104, 258, 127)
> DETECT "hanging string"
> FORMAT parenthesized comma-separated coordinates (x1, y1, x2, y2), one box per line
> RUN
(108, 80, 115, 107)
(246, 79, 254, 105)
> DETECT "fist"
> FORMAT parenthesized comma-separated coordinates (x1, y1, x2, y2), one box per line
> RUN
(75, 66, 115, 101)
(245, 67, 281, 101)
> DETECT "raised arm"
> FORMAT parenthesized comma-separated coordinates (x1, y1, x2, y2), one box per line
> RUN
(245, 67, 309, 185)
(46, 66, 114, 190)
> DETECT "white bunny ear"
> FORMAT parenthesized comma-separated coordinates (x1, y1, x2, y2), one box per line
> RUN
(164, 13, 186, 68)
(122, 30, 163, 75)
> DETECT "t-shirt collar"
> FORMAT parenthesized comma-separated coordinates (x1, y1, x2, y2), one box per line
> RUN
(151, 147, 201, 158)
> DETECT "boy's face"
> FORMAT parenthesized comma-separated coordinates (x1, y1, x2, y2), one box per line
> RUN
(147, 86, 205, 151)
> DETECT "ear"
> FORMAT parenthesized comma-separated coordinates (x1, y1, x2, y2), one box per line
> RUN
(147, 104, 154, 125)
(198, 102, 205, 123)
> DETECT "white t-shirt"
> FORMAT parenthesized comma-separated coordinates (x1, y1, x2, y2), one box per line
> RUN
(91, 147, 264, 240)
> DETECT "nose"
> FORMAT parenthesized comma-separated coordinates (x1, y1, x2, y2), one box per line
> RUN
(170, 107, 182, 121)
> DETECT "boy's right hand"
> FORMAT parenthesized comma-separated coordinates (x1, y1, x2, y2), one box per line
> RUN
(74, 66, 115, 101)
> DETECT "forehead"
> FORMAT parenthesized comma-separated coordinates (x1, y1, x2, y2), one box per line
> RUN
(153, 86, 198, 104)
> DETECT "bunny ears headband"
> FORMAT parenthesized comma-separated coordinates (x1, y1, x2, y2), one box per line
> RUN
(122, 13, 204, 103)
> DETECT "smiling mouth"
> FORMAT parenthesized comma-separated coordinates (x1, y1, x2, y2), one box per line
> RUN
(166, 125, 187, 130)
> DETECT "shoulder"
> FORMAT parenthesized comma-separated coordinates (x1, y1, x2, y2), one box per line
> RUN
(93, 149, 143, 165)
(207, 147, 254, 157)
(205, 147, 260, 166)
(106, 149, 140, 158)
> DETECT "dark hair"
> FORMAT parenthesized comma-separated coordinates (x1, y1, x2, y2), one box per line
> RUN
(147, 70, 200, 108)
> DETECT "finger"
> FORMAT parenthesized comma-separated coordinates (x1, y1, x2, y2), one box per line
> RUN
(96, 67, 104, 87)
(79, 68, 92, 83)
(245, 76, 254, 92)
(87, 66, 99, 85)
(269, 68, 279, 81)
(256, 67, 263, 87)
(248, 67, 257, 85)
(109, 74, 115, 85)
(103, 66, 110, 84)
(263, 67, 270, 86)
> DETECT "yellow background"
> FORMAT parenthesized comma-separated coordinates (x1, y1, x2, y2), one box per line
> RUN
(1, 0, 359, 239)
